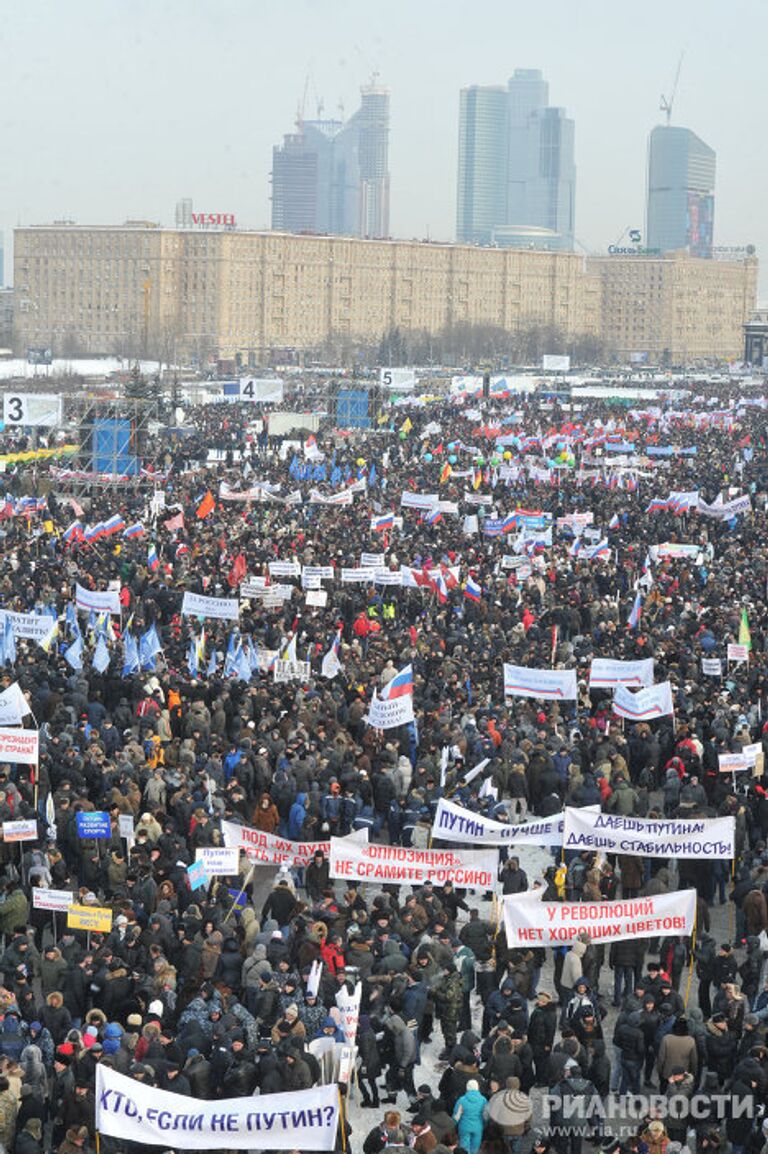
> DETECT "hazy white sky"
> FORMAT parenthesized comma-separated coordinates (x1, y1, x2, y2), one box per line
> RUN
(2, 0, 765, 289)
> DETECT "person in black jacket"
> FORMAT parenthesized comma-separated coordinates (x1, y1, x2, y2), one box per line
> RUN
(305, 852, 330, 902)
(528, 992, 558, 1084)
(705, 1012, 737, 1080)
(614, 1009, 645, 1094)
(357, 1014, 383, 1108)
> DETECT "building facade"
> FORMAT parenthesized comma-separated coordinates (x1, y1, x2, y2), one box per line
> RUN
(13, 224, 755, 366)
(271, 84, 390, 239)
(457, 69, 575, 250)
(646, 125, 716, 258)
(587, 251, 757, 363)
(14, 224, 600, 363)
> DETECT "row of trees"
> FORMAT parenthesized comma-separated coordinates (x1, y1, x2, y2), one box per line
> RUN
(371, 323, 613, 368)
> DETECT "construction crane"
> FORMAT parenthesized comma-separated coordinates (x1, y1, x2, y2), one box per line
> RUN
(660, 52, 685, 126)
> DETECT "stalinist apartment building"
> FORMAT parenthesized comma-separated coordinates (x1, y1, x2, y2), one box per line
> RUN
(13, 222, 756, 365)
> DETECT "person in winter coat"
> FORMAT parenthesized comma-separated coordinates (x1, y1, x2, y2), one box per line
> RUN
(0, 1075, 18, 1152)
(357, 1015, 383, 1108)
(452, 1078, 487, 1154)
(214, 938, 243, 993)
(14, 1116, 44, 1154)
(657, 1016, 698, 1087)
(384, 1015, 417, 1100)
(528, 992, 558, 1084)
(40, 947, 68, 998)
(706, 1012, 737, 1080)
(618, 855, 644, 898)
(560, 941, 586, 1000)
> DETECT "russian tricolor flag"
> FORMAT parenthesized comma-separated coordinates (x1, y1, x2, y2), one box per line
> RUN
(381, 664, 413, 700)
(422, 508, 443, 526)
(147, 544, 159, 572)
(628, 590, 643, 630)
(123, 522, 145, 539)
(102, 514, 126, 536)
(63, 520, 85, 544)
(464, 575, 482, 602)
(371, 512, 395, 532)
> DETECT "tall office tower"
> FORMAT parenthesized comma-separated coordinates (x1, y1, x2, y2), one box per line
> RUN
(175, 199, 193, 229)
(457, 85, 509, 245)
(508, 69, 576, 249)
(456, 69, 575, 249)
(646, 125, 716, 258)
(271, 82, 390, 238)
(351, 83, 390, 238)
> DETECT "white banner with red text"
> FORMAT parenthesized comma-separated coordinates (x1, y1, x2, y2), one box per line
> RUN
(503, 889, 697, 946)
(328, 838, 498, 891)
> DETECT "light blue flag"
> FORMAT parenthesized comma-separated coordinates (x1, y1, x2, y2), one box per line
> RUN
(4, 620, 15, 666)
(223, 631, 239, 677)
(207, 648, 218, 677)
(122, 632, 139, 677)
(65, 602, 81, 640)
(64, 635, 83, 671)
(247, 637, 260, 672)
(187, 637, 199, 678)
(139, 624, 162, 670)
(235, 645, 252, 683)
(93, 634, 110, 673)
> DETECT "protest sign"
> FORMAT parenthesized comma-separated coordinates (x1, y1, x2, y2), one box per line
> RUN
(702, 658, 723, 676)
(433, 797, 563, 847)
(76, 811, 111, 839)
(195, 847, 240, 876)
(328, 838, 497, 891)
(268, 560, 301, 577)
(0, 728, 38, 766)
(698, 493, 751, 519)
(75, 584, 121, 615)
(118, 814, 135, 842)
(273, 659, 311, 683)
(95, 1064, 339, 1151)
(562, 807, 735, 859)
(0, 611, 57, 643)
(612, 681, 674, 721)
(503, 664, 577, 701)
(302, 566, 335, 582)
(401, 492, 438, 510)
(181, 591, 240, 622)
(306, 590, 328, 608)
(1, 819, 38, 843)
(719, 753, 752, 773)
(503, 889, 696, 946)
(221, 822, 368, 867)
(187, 859, 209, 891)
(588, 657, 654, 688)
(360, 552, 385, 568)
(335, 981, 362, 1044)
(67, 904, 113, 933)
(32, 888, 74, 912)
(366, 690, 415, 729)
(728, 643, 750, 664)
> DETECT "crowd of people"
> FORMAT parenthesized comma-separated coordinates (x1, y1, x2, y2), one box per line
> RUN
(0, 381, 762, 1154)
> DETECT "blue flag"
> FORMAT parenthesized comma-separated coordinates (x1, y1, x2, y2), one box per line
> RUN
(64, 635, 83, 671)
(122, 632, 139, 677)
(93, 634, 110, 674)
(139, 624, 162, 670)
(187, 637, 199, 678)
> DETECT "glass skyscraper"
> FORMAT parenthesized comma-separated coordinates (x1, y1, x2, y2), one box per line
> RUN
(456, 85, 509, 245)
(456, 69, 576, 250)
(271, 84, 390, 239)
(646, 126, 716, 258)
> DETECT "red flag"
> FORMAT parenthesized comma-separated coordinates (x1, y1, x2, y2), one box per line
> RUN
(228, 553, 247, 588)
(196, 491, 215, 519)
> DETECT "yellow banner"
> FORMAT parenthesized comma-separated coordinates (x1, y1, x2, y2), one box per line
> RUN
(66, 904, 113, 933)
(0, 445, 78, 466)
